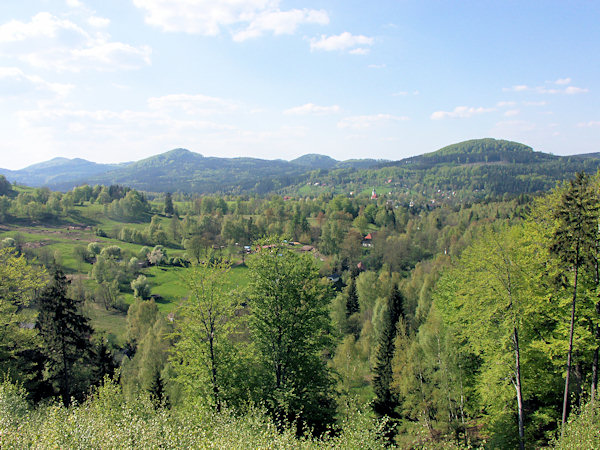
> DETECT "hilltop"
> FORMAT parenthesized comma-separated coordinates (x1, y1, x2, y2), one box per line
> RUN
(1, 138, 599, 197)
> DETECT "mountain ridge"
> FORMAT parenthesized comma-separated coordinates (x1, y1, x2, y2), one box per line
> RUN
(2, 138, 599, 195)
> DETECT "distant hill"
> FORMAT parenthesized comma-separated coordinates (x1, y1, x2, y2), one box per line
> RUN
(0, 157, 125, 188)
(292, 154, 338, 169)
(283, 138, 600, 199)
(0, 149, 380, 193)
(395, 138, 554, 168)
(2, 139, 599, 197)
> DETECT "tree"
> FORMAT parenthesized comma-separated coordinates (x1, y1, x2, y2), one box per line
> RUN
(36, 269, 93, 406)
(246, 237, 335, 434)
(131, 275, 151, 300)
(550, 172, 599, 432)
(436, 224, 550, 448)
(164, 192, 174, 216)
(372, 284, 405, 420)
(171, 261, 240, 411)
(345, 276, 359, 317)
(0, 248, 47, 387)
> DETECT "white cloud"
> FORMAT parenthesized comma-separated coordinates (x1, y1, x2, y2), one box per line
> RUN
(133, 0, 328, 41)
(310, 32, 374, 54)
(497, 101, 516, 107)
(148, 93, 241, 115)
(0, 12, 151, 72)
(430, 106, 494, 120)
(0, 12, 85, 43)
(368, 64, 386, 69)
(337, 114, 408, 129)
(565, 86, 588, 95)
(503, 85, 529, 92)
(0, 66, 73, 97)
(577, 121, 600, 128)
(393, 90, 419, 97)
(88, 16, 111, 28)
(555, 77, 571, 85)
(504, 109, 520, 117)
(283, 103, 340, 115)
(66, 0, 83, 7)
(523, 101, 547, 106)
(233, 9, 328, 41)
(503, 83, 588, 95)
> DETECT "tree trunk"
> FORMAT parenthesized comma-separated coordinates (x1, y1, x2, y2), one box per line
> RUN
(513, 327, 525, 450)
(562, 258, 579, 433)
(208, 332, 220, 412)
(61, 334, 70, 407)
(592, 302, 600, 404)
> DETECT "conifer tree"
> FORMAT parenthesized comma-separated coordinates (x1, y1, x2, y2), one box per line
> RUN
(372, 284, 405, 419)
(345, 275, 359, 317)
(36, 269, 93, 406)
(164, 192, 174, 216)
(550, 172, 599, 431)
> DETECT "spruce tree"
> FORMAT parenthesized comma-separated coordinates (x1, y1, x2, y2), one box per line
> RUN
(164, 192, 174, 216)
(345, 276, 359, 317)
(373, 284, 405, 419)
(36, 269, 93, 406)
(550, 172, 599, 432)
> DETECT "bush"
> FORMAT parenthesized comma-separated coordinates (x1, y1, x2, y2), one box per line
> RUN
(554, 400, 600, 449)
(0, 378, 29, 429)
(131, 275, 151, 299)
(100, 245, 122, 260)
(88, 242, 101, 255)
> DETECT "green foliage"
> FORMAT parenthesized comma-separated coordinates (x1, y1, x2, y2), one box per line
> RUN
(131, 275, 151, 300)
(372, 285, 404, 420)
(170, 261, 247, 411)
(0, 248, 47, 387)
(554, 400, 600, 449)
(246, 237, 336, 434)
(36, 269, 94, 406)
(0, 378, 388, 448)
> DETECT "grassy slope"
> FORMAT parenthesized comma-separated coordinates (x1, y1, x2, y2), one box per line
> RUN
(0, 202, 250, 344)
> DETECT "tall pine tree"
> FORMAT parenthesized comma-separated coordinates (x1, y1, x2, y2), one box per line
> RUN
(36, 269, 93, 406)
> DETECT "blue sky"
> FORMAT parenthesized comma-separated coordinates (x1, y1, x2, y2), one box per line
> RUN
(0, 0, 598, 169)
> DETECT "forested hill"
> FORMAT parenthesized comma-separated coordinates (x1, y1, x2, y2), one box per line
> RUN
(2, 139, 600, 196)
(287, 138, 600, 200)
(394, 138, 553, 168)
(0, 157, 126, 188)
(0, 149, 383, 194)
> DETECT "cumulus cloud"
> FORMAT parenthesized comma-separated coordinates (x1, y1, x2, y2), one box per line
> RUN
(88, 16, 111, 28)
(310, 32, 374, 54)
(0, 66, 73, 97)
(233, 9, 328, 41)
(430, 106, 494, 120)
(393, 90, 419, 97)
(337, 114, 408, 129)
(504, 109, 520, 117)
(0, 12, 150, 72)
(283, 103, 340, 115)
(148, 93, 241, 115)
(133, 0, 328, 41)
(503, 83, 588, 95)
(577, 121, 600, 128)
(565, 86, 589, 95)
(555, 77, 571, 85)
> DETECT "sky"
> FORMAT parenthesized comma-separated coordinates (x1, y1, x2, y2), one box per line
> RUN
(0, 0, 599, 170)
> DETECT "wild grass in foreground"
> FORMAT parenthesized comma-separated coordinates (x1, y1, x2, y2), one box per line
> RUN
(0, 379, 390, 449)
